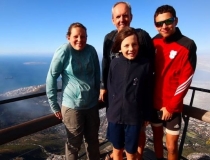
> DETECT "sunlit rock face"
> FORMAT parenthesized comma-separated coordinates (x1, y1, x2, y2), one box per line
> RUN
(187, 153, 210, 160)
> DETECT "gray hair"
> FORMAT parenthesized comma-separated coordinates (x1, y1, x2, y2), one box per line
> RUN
(111, 1, 132, 16)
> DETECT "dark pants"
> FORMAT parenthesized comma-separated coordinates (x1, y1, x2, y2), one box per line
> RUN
(62, 105, 100, 160)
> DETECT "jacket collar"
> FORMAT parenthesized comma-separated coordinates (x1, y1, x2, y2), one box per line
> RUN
(164, 27, 182, 43)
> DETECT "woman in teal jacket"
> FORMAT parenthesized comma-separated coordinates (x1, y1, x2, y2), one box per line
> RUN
(46, 22, 100, 160)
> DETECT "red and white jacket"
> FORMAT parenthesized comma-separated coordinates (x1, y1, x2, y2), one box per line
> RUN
(153, 27, 197, 113)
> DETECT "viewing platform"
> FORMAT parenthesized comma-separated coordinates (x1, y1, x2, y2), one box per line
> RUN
(0, 86, 210, 159)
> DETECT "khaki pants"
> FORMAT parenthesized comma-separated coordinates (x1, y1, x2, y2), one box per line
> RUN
(62, 105, 100, 160)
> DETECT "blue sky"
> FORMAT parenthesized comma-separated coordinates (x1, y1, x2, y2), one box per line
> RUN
(0, 0, 210, 55)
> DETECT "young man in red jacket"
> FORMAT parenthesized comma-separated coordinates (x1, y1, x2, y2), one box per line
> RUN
(151, 5, 197, 160)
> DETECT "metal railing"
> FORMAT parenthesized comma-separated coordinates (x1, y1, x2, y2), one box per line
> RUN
(179, 86, 210, 159)
(0, 86, 210, 159)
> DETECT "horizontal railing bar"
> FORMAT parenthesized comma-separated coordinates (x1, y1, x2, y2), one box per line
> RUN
(189, 86, 210, 93)
(0, 114, 62, 145)
(183, 104, 210, 123)
(0, 104, 209, 146)
(0, 86, 209, 146)
(0, 86, 209, 105)
(0, 89, 62, 105)
(0, 101, 106, 145)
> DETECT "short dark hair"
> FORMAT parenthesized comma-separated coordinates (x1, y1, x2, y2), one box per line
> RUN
(66, 22, 87, 37)
(111, 27, 139, 53)
(154, 5, 176, 22)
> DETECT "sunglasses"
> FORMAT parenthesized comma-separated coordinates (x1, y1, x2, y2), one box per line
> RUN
(155, 17, 175, 27)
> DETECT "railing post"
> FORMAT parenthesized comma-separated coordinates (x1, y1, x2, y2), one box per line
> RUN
(178, 89, 195, 159)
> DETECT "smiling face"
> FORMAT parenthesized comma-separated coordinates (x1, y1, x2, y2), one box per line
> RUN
(120, 34, 139, 60)
(112, 3, 132, 32)
(155, 12, 178, 38)
(67, 27, 87, 51)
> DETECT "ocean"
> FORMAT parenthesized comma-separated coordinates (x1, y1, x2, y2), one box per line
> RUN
(0, 54, 53, 94)
(0, 54, 210, 110)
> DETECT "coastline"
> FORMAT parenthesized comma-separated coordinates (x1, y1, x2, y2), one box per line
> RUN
(0, 84, 46, 98)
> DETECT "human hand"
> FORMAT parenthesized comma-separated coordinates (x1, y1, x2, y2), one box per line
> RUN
(144, 121, 150, 126)
(99, 89, 107, 102)
(161, 107, 172, 121)
(54, 111, 62, 120)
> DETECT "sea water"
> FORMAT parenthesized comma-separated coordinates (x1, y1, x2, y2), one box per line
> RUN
(0, 54, 103, 94)
(0, 54, 210, 93)
(0, 54, 52, 94)
(1, 54, 210, 87)
(0, 54, 209, 110)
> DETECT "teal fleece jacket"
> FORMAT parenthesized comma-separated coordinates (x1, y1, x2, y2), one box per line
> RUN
(46, 43, 100, 113)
